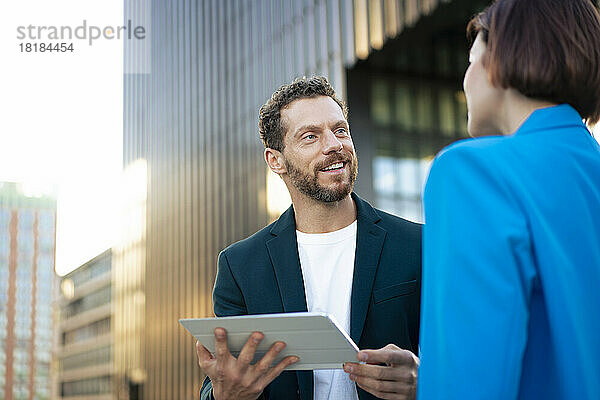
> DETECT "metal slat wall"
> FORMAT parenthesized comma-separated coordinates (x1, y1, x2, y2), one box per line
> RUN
(121, 0, 447, 398)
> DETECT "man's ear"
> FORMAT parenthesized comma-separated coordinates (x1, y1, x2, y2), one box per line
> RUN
(264, 148, 287, 175)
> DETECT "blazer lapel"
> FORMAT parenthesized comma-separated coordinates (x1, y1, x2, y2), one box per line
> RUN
(265, 206, 308, 313)
(265, 206, 314, 400)
(350, 194, 387, 344)
(296, 371, 313, 400)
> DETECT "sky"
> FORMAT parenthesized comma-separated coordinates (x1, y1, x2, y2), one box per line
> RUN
(0, 0, 123, 275)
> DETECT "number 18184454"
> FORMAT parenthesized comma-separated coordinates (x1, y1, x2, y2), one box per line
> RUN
(19, 42, 74, 53)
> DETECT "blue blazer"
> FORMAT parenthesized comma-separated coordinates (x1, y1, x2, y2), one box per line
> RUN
(201, 193, 421, 400)
(419, 104, 600, 399)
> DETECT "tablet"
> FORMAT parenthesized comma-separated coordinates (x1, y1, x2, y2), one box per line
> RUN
(179, 312, 359, 370)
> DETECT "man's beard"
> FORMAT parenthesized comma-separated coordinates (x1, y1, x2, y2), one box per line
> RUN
(284, 153, 358, 203)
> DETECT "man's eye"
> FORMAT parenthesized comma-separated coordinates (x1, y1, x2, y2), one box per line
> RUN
(335, 128, 348, 136)
(304, 134, 316, 140)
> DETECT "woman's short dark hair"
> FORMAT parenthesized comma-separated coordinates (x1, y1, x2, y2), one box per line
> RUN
(259, 76, 347, 151)
(467, 0, 600, 125)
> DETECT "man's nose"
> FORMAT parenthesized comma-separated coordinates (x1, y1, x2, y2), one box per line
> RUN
(322, 130, 343, 154)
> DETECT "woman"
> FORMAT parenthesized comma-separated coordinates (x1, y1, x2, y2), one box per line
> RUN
(418, 0, 600, 399)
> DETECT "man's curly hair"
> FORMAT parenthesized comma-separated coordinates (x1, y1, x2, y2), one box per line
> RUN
(259, 76, 348, 151)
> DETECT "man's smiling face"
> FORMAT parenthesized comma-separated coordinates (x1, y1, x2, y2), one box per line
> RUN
(279, 95, 358, 203)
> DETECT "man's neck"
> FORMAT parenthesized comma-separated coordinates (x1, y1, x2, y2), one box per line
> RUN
(291, 193, 357, 234)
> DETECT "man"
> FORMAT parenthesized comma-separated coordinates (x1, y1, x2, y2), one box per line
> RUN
(197, 76, 421, 400)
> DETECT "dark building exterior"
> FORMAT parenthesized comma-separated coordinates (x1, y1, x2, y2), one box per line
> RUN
(0, 182, 57, 400)
(122, 0, 485, 398)
(349, 0, 488, 219)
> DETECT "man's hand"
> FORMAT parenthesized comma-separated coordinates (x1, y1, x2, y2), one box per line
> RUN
(343, 344, 419, 400)
(196, 327, 299, 400)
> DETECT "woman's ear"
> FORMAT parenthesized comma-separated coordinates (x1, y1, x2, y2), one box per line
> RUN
(264, 148, 287, 175)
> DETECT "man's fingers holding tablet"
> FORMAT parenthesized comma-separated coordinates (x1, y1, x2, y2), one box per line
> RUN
(253, 341, 286, 374)
(237, 331, 264, 367)
(213, 327, 231, 361)
(196, 341, 215, 368)
(205, 333, 298, 400)
(257, 354, 299, 388)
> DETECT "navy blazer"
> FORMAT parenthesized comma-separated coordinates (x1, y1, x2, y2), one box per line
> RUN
(201, 193, 421, 400)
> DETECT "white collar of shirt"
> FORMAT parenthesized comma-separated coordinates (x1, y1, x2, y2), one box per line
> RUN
(296, 220, 357, 245)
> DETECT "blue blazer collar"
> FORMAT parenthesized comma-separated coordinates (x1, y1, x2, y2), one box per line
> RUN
(515, 104, 587, 136)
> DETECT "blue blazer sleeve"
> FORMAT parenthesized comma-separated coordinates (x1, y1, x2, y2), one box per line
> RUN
(418, 144, 538, 399)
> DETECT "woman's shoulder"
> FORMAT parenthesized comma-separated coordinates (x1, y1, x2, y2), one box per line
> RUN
(433, 135, 513, 171)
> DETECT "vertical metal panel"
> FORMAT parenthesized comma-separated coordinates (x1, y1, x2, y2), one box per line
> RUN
(201, 0, 210, 323)
(341, 0, 356, 66)
(231, 2, 240, 245)
(4, 211, 16, 400)
(216, 0, 226, 259)
(294, 3, 306, 76)
(369, 0, 384, 50)
(163, 0, 171, 392)
(273, 1, 284, 86)
(354, 0, 369, 59)
(327, 0, 346, 98)
(184, 0, 196, 396)
(406, 0, 420, 26)
(384, 0, 399, 37)
(283, 1, 295, 81)
(315, 0, 329, 76)
(395, 0, 405, 35)
(304, 0, 317, 73)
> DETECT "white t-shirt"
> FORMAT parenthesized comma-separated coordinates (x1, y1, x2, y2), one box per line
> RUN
(296, 220, 359, 400)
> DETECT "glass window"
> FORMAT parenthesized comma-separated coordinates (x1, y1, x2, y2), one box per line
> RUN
(355, 74, 469, 223)
(63, 317, 111, 345)
(61, 375, 111, 396)
(38, 255, 54, 276)
(374, 156, 427, 223)
(348, 13, 477, 223)
(0, 209, 10, 228)
(0, 232, 9, 258)
(435, 41, 452, 76)
(66, 255, 111, 289)
(36, 350, 51, 363)
(18, 210, 34, 230)
(394, 83, 412, 130)
(18, 230, 33, 253)
(18, 252, 33, 269)
(38, 211, 55, 233)
(39, 234, 55, 253)
(415, 85, 434, 132)
(438, 88, 456, 137)
(371, 79, 392, 126)
(397, 159, 420, 198)
(374, 157, 399, 195)
(60, 345, 111, 371)
(62, 285, 111, 319)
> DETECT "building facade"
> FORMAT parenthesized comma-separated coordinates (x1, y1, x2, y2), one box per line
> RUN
(56, 250, 113, 400)
(0, 182, 56, 400)
(348, 0, 488, 220)
(122, 0, 485, 398)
